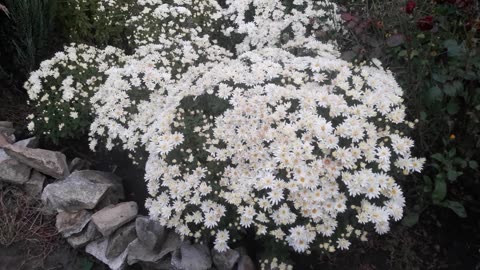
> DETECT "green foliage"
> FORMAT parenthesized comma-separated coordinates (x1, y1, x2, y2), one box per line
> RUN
(56, 0, 131, 49)
(337, 0, 480, 224)
(0, 0, 57, 79)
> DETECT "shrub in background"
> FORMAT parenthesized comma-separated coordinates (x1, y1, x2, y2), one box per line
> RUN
(336, 0, 480, 222)
(222, 0, 342, 54)
(126, 0, 223, 47)
(57, 0, 131, 49)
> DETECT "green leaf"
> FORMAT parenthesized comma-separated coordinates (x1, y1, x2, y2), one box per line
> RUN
(469, 160, 479, 169)
(432, 174, 447, 203)
(79, 258, 94, 270)
(452, 80, 463, 93)
(446, 99, 460, 115)
(439, 200, 467, 218)
(386, 34, 405, 47)
(448, 148, 457, 158)
(420, 111, 427, 121)
(398, 50, 407, 57)
(432, 73, 447, 83)
(431, 153, 445, 163)
(426, 86, 443, 104)
(423, 176, 433, 193)
(402, 211, 420, 227)
(443, 83, 457, 96)
(447, 170, 461, 181)
(443, 39, 465, 57)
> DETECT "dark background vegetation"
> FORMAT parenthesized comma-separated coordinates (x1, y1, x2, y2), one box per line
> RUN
(0, 0, 479, 269)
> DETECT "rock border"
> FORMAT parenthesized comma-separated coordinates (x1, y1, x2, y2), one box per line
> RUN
(0, 121, 255, 270)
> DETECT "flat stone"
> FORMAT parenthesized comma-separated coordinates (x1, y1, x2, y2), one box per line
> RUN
(0, 150, 32, 184)
(127, 231, 182, 266)
(136, 216, 166, 250)
(41, 170, 124, 212)
(92, 202, 138, 237)
(3, 144, 69, 179)
(86, 238, 128, 270)
(42, 178, 109, 212)
(127, 239, 164, 265)
(106, 222, 137, 259)
(14, 137, 38, 148)
(0, 121, 13, 128)
(237, 254, 256, 270)
(56, 210, 92, 237)
(23, 170, 46, 197)
(67, 222, 101, 248)
(72, 170, 124, 203)
(171, 243, 212, 270)
(158, 231, 182, 259)
(68, 157, 91, 172)
(212, 249, 240, 270)
(0, 133, 12, 148)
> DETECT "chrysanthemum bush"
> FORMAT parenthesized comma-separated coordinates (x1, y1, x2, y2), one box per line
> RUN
(25, 0, 425, 261)
(139, 39, 425, 253)
(24, 44, 125, 142)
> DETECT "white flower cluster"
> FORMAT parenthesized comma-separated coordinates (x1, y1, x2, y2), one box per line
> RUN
(26, 0, 424, 256)
(126, 0, 222, 46)
(222, 0, 341, 53)
(261, 258, 293, 270)
(89, 36, 232, 151)
(138, 41, 425, 253)
(24, 44, 125, 140)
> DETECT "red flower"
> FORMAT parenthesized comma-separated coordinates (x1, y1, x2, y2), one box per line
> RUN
(417, 16, 434, 31)
(405, 1, 416, 14)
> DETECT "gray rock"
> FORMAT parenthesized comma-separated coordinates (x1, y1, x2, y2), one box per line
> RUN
(127, 239, 164, 265)
(67, 222, 101, 248)
(41, 170, 124, 212)
(68, 157, 91, 173)
(73, 170, 124, 205)
(158, 231, 183, 259)
(106, 222, 137, 259)
(3, 144, 69, 179)
(0, 121, 13, 128)
(0, 133, 12, 148)
(0, 149, 32, 184)
(212, 249, 240, 270)
(56, 210, 92, 237)
(0, 127, 15, 136)
(136, 216, 166, 250)
(92, 202, 138, 237)
(127, 231, 182, 266)
(86, 238, 128, 270)
(171, 243, 212, 270)
(14, 137, 38, 148)
(42, 178, 109, 212)
(23, 170, 46, 197)
(237, 255, 256, 270)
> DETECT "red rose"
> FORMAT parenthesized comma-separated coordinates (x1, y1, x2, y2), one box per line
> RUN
(417, 16, 434, 31)
(405, 1, 416, 14)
